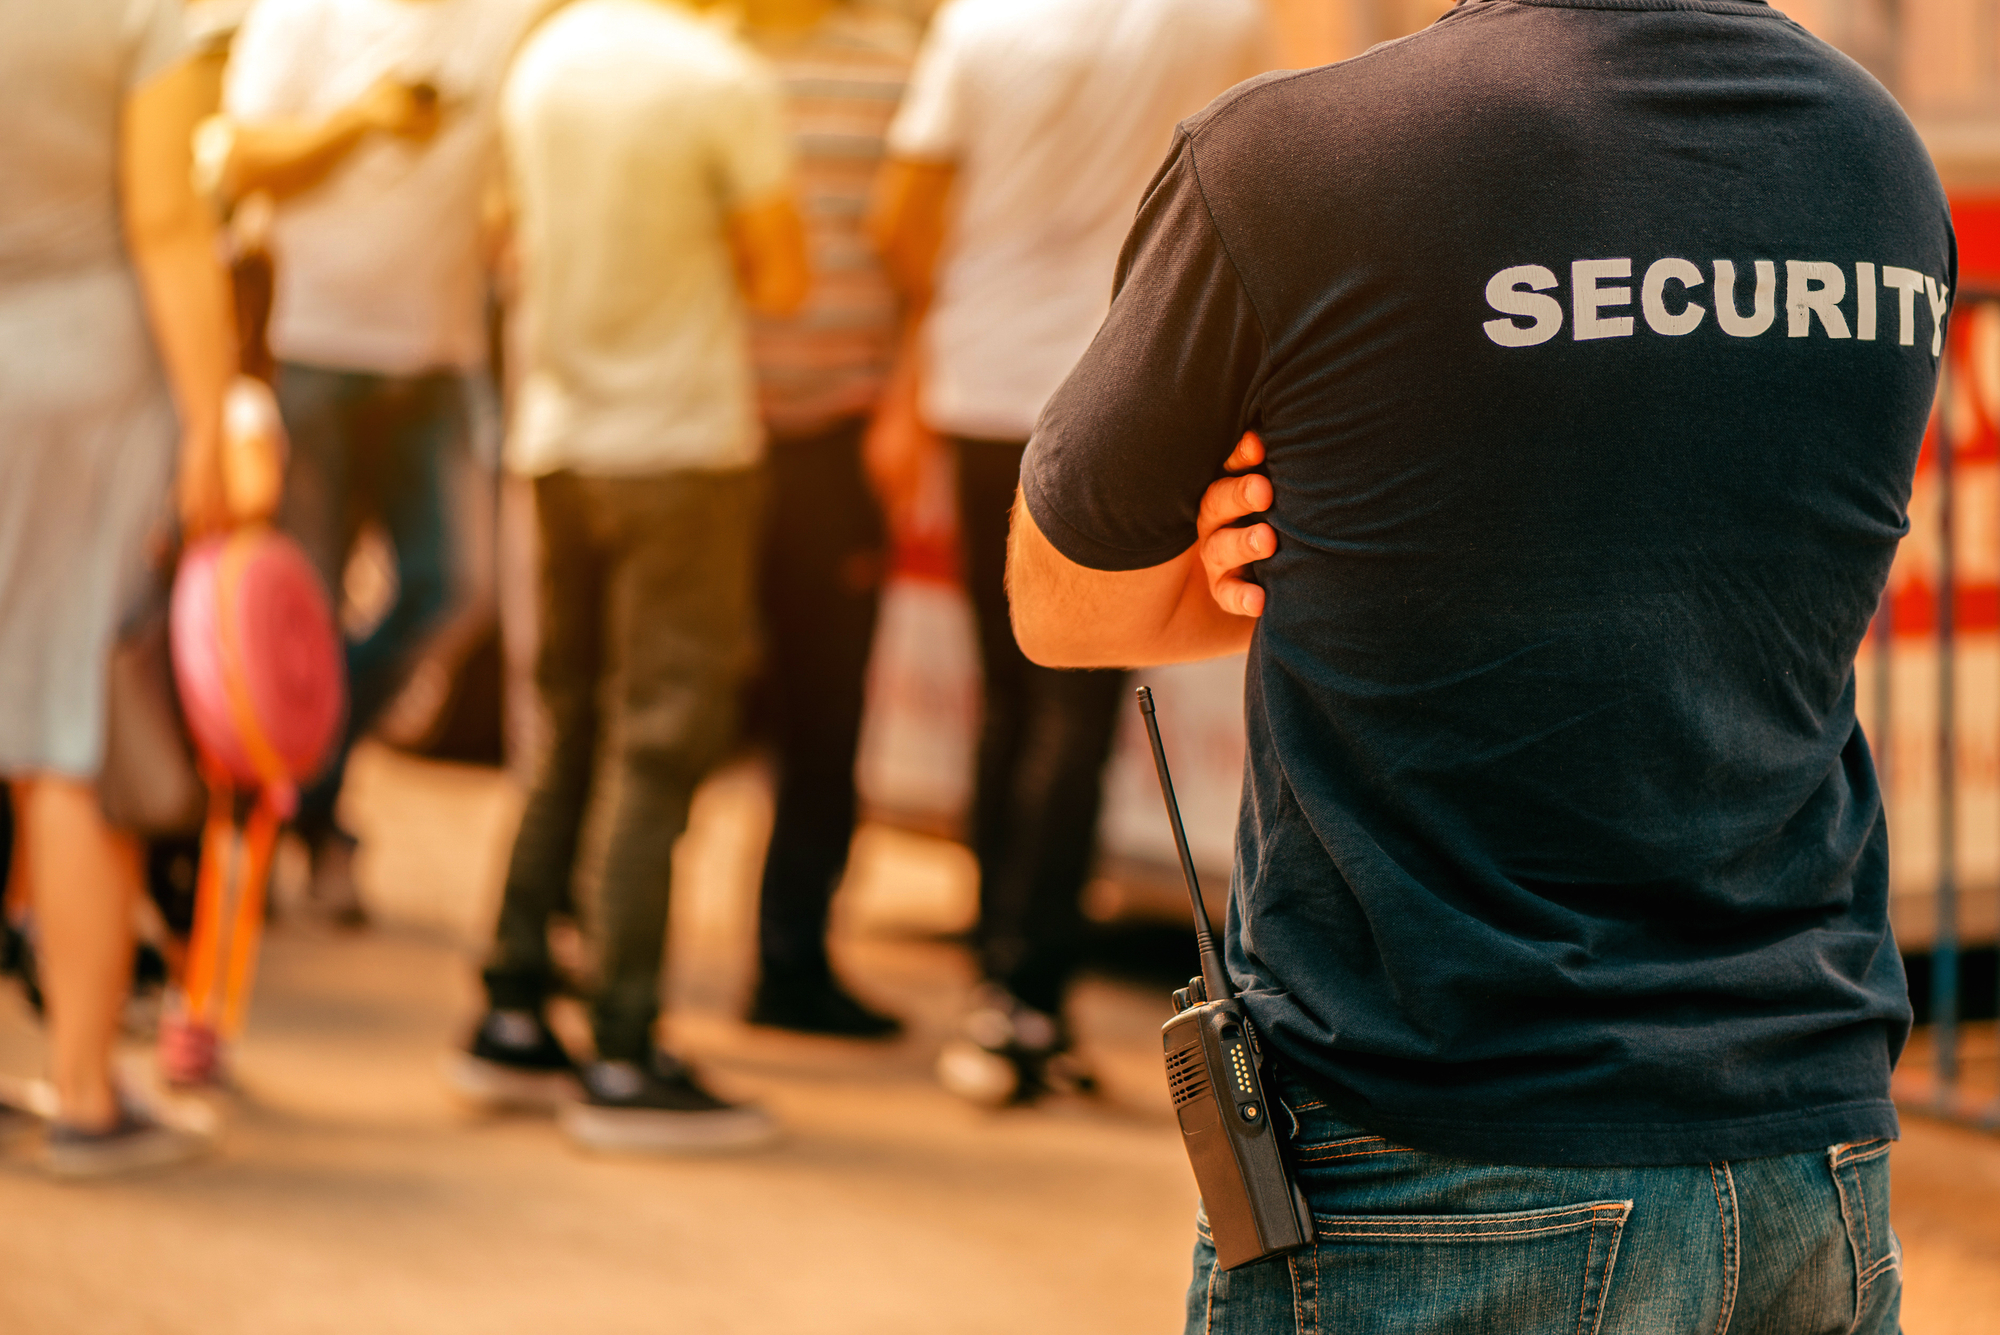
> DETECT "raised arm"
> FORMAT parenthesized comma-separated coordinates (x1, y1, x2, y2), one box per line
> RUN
(123, 56, 238, 535)
(213, 76, 439, 202)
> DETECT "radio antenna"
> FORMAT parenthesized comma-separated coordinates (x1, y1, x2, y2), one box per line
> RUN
(1136, 686, 1234, 1004)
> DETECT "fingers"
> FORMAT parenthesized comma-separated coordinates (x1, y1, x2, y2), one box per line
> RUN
(1223, 431, 1265, 473)
(1203, 521, 1275, 572)
(1211, 574, 1265, 618)
(1198, 434, 1275, 620)
(1197, 470, 1273, 537)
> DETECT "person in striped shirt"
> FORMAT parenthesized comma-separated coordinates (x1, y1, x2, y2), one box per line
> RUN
(742, 0, 918, 1038)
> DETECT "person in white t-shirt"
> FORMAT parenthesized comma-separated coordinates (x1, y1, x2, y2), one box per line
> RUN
(447, 0, 810, 1154)
(868, 0, 1273, 1104)
(216, 0, 549, 922)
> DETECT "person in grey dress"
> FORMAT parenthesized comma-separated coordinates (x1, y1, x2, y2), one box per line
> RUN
(0, 0, 238, 1175)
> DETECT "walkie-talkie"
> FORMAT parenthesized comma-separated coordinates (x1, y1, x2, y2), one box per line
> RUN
(1138, 686, 1313, 1271)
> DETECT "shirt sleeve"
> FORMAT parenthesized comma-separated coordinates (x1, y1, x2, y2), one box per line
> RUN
(884, 2, 970, 162)
(1020, 132, 1268, 571)
(123, 0, 188, 91)
(713, 56, 794, 210)
(223, 0, 315, 121)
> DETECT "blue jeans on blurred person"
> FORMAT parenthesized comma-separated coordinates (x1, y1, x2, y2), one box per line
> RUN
(274, 362, 463, 842)
(1188, 1066, 1901, 1335)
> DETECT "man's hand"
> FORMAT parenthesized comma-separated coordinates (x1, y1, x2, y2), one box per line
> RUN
(862, 338, 937, 524)
(357, 77, 443, 142)
(1199, 432, 1275, 618)
(217, 76, 441, 202)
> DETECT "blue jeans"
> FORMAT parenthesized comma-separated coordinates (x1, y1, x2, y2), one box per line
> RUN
(1188, 1068, 1901, 1334)
(273, 362, 464, 837)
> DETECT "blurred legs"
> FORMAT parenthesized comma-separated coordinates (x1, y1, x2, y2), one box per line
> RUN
(14, 775, 139, 1130)
(484, 469, 758, 1062)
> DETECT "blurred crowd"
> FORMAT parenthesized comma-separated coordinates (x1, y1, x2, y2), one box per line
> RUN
(0, 0, 1275, 1175)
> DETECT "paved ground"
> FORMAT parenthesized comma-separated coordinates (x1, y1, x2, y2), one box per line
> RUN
(1, 744, 1996, 1333)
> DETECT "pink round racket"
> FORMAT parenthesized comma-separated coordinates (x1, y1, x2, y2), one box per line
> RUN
(170, 529, 345, 808)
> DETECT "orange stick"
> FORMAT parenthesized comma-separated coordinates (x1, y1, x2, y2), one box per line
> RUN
(181, 776, 236, 1025)
(219, 798, 280, 1039)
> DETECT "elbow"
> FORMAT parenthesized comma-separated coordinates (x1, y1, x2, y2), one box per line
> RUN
(1009, 601, 1068, 668)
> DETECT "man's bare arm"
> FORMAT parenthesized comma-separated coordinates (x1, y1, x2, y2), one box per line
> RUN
(1006, 436, 1278, 668)
(866, 157, 954, 306)
(124, 57, 237, 535)
(215, 77, 438, 202)
(728, 191, 811, 316)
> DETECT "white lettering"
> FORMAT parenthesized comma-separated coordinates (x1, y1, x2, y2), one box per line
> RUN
(1881, 266, 1925, 346)
(1482, 265, 1563, 347)
(1572, 258, 1634, 340)
(1714, 260, 1777, 337)
(1925, 275, 1951, 357)
(1787, 261, 1851, 338)
(1640, 258, 1705, 336)
(1855, 262, 1877, 341)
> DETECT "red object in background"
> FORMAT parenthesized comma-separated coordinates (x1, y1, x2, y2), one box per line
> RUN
(1951, 195, 2000, 297)
(170, 529, 345, 810)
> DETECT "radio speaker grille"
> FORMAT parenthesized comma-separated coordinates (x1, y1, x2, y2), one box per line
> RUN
(1165, 1042, 1210, 1108)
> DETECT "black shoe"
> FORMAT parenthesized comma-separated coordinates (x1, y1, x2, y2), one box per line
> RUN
(560, 1053, 777, 1153)
(748, 969, 903, 1039)
(935, 984, 1098, 1107)
(445, 1009, 580, 1112)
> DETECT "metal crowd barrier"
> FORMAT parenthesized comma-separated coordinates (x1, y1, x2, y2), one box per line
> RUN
(1880, 294, 2000, 1131)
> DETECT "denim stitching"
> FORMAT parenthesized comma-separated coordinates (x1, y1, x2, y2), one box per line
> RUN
(1708, 1165, 1736, 1335)
(1858, 1252, 1899, 1291)
(1287, 1252, 1305, 1335)
(1297, 1134, 1388, 1152)
(1311, 1220, 1322, 1335)
(1577, 1211, 1600, 1335)
(1851, 1155, 1873, 1256)
(1834, 1140, 1892, 1169)
(1308, 1206, 1627, 1241)
(1297, 1145, 1415, 1164)
(1828, 1148, 1867, 1331)
(1203, 1239, 1219, 1335)
(1585, 1206, 1628, 1335)
(1289, 1099, 1328, 1112)
(1720, 1164, 1741, 1335)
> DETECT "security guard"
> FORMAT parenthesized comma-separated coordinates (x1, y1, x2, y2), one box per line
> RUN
(1006, 2, 1951, 1329)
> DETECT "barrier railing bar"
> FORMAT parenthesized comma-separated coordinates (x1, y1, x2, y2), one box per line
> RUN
(1934, 358, 1960, 1102)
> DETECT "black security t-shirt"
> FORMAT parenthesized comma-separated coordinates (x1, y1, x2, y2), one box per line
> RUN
(1022, 0, 1953, 1165)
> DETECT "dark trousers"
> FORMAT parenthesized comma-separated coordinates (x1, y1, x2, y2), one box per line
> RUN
(275, 362, 463, 841)
(755, 418, 886, 976)
(483, 468, 760, 1062)
(953, 438, 1125, 1015)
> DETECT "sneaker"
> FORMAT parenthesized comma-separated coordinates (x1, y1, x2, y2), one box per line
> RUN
(43, 1100, 213, 1179)
(748, 969, 902, 1039)
(445, 1009, 581, 1112)
(560, 1054, 777, 1154)
(306, 830, 368, 930)
(936, 984, 1098, 1107)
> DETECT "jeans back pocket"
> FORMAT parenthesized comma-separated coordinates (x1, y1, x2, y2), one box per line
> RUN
(1829, 1140, 1899, 1331)
(1296, 1199, 1631, 1335)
